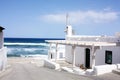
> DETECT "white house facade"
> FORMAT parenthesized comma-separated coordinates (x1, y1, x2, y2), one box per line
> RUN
(46, 25, 120, 75)
(65, 31, 120, 67)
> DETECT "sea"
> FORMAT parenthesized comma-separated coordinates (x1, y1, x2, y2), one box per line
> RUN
(4, 38, 64, 58)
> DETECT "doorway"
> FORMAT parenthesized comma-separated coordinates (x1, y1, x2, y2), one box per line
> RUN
(105, 51, 112, 64)
(85, 48, 90, 68)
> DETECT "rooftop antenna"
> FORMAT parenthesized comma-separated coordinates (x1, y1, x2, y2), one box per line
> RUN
(65, 13, 75, 35)
(65, 13, 73, 36)
(66, 13, 69, 26)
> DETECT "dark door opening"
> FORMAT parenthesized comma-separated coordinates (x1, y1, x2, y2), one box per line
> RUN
(51, 54, 53, 59)
(85, 48, 90, 68)
(105, 51, 112, 64)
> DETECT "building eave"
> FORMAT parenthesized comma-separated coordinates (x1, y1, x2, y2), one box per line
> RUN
(46, 40, 117, 47)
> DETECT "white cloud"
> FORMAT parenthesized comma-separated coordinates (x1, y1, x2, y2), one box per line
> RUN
(41, 10, 119, 24)
(42, 14, 66, 23)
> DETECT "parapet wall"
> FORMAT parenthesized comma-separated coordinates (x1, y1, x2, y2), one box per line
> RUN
(66, 35, 120, 43)
(94, 64, 120, 75)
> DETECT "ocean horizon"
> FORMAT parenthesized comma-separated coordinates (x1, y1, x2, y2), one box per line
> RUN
(4, 38, 65, 57)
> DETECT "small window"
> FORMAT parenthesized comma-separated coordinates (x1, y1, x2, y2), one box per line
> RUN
(105, 51, 112, 64)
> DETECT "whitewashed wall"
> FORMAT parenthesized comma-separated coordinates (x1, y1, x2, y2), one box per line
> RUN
(65, 45, 72, 63)
(65, 45, 120, 67)
(65, 45, 89, 67)
(75, 47, 85, 67)
(95, 46, 120, 66)
(65, 35, 120, 67)
(0, 47, 7, 71)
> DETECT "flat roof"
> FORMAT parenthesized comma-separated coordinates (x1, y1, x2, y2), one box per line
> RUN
(46, 40, 117, 47)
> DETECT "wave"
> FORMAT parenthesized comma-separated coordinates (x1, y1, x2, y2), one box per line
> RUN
(4, 42, 49, 46)
(7, 48, 48, 53)
(20, 54, 48, 59)
(5, 42, 65, 57)
(7, 47, 48, 58)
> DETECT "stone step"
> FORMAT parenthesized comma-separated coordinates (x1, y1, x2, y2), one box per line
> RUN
(56, 61, 72, 67)
(112, 69, 120, 75)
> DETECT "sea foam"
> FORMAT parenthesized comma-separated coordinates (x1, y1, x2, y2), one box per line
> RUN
(4, 42, 49, 46)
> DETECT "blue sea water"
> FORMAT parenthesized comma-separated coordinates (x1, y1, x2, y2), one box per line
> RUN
(4, 38, 64, 57)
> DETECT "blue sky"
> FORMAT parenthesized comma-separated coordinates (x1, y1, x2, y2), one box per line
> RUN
(0, 0, 120, 38)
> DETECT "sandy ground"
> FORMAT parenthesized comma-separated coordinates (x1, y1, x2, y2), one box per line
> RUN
(7, 57, 44, 66)
(0, 57, 96, 80)
(0, 57, 120, 80)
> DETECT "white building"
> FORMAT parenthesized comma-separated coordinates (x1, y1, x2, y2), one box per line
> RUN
(46, 25, 120, 75)
(0, 26, 7, 71)
(48, 44, 65, 61)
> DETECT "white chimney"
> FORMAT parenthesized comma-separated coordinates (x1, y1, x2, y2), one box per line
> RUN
(64, 25, 73, 36)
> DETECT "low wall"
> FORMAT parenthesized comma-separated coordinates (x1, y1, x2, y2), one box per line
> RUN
(94, 64, 117, 75)
(117, 64, 120, 69)
(0, 47, 7, 71)
(44, 59, 60, 70)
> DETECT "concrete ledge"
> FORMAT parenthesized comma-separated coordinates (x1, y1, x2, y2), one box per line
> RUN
(85, 69, 94, 75)
(73, 67, 85, 75)
(44, 59, 60, 70)
(94, 64, 117, 75)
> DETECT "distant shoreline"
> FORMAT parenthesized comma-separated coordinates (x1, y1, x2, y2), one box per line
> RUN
(4, 37, 65, 40)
